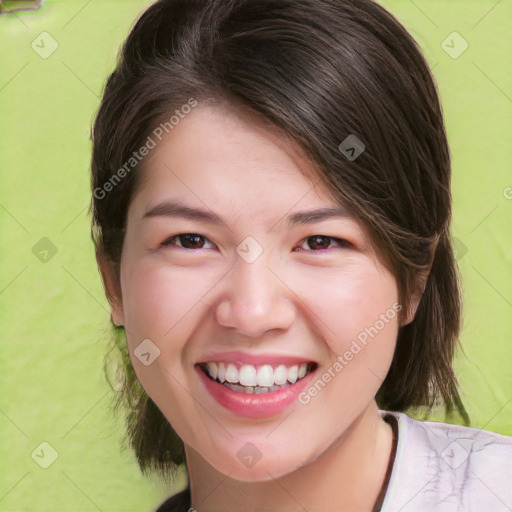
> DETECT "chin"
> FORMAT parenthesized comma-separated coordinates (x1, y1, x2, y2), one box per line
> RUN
(203, 446, 308, 483)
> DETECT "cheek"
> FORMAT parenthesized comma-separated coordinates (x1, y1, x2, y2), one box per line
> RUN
(120, 259, 224, 350)
(294, 266, 399, 415)
(119, 261, 208, 423)
(122, 264, 178, 339)
(293, 263, 399, 354)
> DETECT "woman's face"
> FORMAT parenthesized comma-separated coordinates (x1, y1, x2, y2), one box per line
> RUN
(112, 102, 402, 481)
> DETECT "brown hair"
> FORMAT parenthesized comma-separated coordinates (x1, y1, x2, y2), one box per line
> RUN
(90, 0, 469, 484)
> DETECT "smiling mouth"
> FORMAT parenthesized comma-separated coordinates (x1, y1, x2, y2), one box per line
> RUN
(198, 361, 317, 394)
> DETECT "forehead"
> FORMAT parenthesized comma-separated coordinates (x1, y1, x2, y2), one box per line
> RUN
(130, 102, 342, 219)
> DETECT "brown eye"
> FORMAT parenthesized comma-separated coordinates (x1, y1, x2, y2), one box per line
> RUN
(307, 236, 332, 250)
(161, 233, 214, 250)
(296, 235, 351, 252)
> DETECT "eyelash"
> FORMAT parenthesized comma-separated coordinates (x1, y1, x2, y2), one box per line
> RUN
(160, 233, 352, 252)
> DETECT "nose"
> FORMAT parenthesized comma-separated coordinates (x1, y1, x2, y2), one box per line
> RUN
(215, 252, 295, 338)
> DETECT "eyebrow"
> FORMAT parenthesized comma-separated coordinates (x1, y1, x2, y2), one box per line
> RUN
(142, 201, 350, 229)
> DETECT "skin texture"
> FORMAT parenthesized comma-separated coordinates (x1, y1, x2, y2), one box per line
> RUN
(101, 102, 419, 511)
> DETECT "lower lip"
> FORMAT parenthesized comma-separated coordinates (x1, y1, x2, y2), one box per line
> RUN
(196, 365, 316, 419)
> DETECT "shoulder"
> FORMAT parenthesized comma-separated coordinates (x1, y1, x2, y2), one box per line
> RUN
(154, 488, 191, 512)
(380, 409, 512, 512)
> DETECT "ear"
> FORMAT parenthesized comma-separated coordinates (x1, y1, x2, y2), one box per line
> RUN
(400, 258, 436, 327)
(96, 248, 124, 326)
(401, 290, 422, 327)
(401, 234, 441, 327)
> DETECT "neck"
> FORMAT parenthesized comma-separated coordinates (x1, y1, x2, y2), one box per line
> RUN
(185, 401, 394, 512)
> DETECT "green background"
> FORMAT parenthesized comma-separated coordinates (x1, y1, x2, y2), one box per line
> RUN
(1, 1, 511, 510)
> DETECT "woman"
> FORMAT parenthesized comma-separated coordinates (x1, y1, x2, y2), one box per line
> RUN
(90, 0, 512, 510)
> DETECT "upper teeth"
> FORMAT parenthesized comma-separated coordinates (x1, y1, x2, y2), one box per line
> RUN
(205, 362, 309, 387)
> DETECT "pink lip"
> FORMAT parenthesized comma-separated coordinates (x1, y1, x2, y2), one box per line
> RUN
(197, 350, 313, 366)
(196, 364, 317, 419)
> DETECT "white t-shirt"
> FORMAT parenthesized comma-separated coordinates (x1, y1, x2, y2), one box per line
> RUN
(379, 409, 512, 512)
